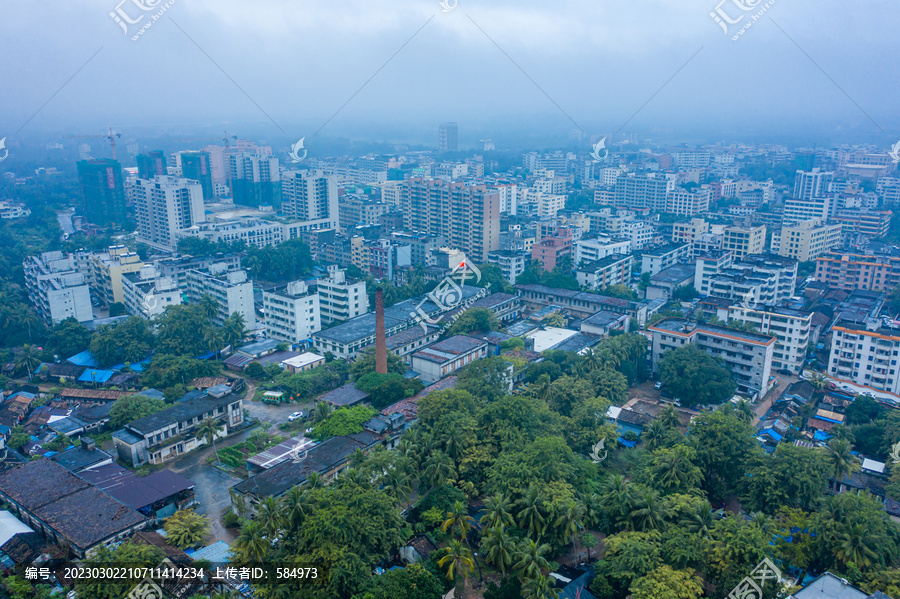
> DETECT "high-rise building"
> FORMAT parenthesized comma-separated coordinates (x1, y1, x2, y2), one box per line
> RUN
(136, 151, 167, 180)
(316, 269, 368, 324)
(401, 178, 500, 262)
(666, 187, 711, 216)
(186, 267, 257, 330)
(793, 167, 833, 200)
(133, 176, 205, 251)
(230, 153, 281, 207)
(76, 159, 127, 227)
(438, 122, 458, 152)
(281, 170, 339, 231)
(180, 151, 215, 201)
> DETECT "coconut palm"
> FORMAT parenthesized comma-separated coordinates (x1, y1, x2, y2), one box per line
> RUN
(835, 523, 883, 568)
(423, 450, 456, 490)
(554, 499, 585, 557)
(599, 474, 635, 530)
(204, 326, 224, 358)
(659, 404, 681, 429)
(282, 486, 313, 531)
(513, 539, 552, 581)
(581, 348, 601, 373)
(628, 487, 669, 532)
(534, 374, 553, 405)
(312, 401, 333, 424)
(438, 539, 474, 585)
(305, 471, 324, 490)
(197, 416, 222, 464)
(480, 493, 515, 530)
(826, 438, 858, 490)
(15, 344, 41, 381)
(381, 467, 414, 507)
(679, 500, 714, 536)
(516, 486, 547, 538)
(442, 500, 483, 580)
(546, 312, 567, 328)
(643, 420, 667, 451)
(523, 573, 560, 599)
(233, 520, 269, 563)
(199, 293, 219, 322)
(256, 496, 283, 538)
(481, 526, 516, 575)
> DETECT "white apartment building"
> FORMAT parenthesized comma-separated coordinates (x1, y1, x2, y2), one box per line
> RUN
(377, 181, 403, 210)
(666, 187, 711, 216)
(793, 168, 833, 200)
(536, 193, 566, 219)
(316, 269, 368, 324)
(0, 200, 31, 219)
(176, 218, 284, 249)
(722, 224, 766, 259)
(263, 281, 322, 344)
(574, 235, 632, 266)
(487, 250, 530, 284)
(726, 305, 812, 375)
(829, 319, 900, 395)
(649, 318, 776, 400)
(672, 218, 709, 245)
(694, 251, 735, 295)
(133, 176, 205, 250)
(122, 266, 182, 319)
(623, 221, 655, 250)
(770, 219, 842, 262)
(783, 197, 834, 225)
(696, 254, 798, 306)
(641, 243, 691, 276)
(23, 252, 93, 324)
(186, 267, 257, 330)
(600, 167, 623, 186)
(576, 254, 633, 291)
(281, 170, 339, 230)
(89, 245, 144, 306)
(692, 233, 723, 257)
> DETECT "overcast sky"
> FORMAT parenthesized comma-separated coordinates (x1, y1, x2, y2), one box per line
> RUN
(2, 0, 899, 149)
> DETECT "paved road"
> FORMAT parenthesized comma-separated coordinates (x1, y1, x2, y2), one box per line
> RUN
(753, 374, 798, 424)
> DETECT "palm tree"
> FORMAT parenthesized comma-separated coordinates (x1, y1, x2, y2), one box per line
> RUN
(380, 468, 414, 507)
(523, 573, 560, 599)
(513, 539, 551, 581)
(199, 293, 219, 322)
(442, 500, 483, 580)
(599, 474, 635, 531)
(679, 500, 714, 536)
(15, 344, 41, 381)
(282, 486, 312, 531)
(808, 372, 829, 400)
(835, 523, 882, 568)
(481, 526, 516, 575)
(305, 471, 324, 490)
(233, 520, 269, 563)
(546, 312, 567, 328)
(628, 488, 669, 532)
(256, 496, 282, 539)
(438, 539, 474, 585)
(535, 374, 553, 405)
(222, 313, 246, 349)
(659, 404, 681, 429)
(197, 417, 222, 464)
(826, 438, 858, 491)
(581, 348, 601, 373)
(443, 425, 465, 462)
(643, 420, 667, 451)
(312, 401, 333, 424)
(423, 451, 456, 490)
(204, 326, 224, 358)
(480, 493, 515, 530)
(515, 486, 547, 538)
(554, 500, 585, 558)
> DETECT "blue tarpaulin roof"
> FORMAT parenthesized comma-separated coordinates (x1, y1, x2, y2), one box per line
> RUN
(760, 428, 783, 441)
(78, 369, 115, 383)
(67, 350, 99, 367)
(814, 430, 832, 441)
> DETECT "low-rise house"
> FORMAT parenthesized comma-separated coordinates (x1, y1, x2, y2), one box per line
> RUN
(580, 310, 630, 336)
(113, 388, 243, 467)
(281, 352, 326, 374)
(78, 464, 196, 522)
(0, 460, 147, 558)
(411, 335, 489, 384)
(48, 438, 113, 473)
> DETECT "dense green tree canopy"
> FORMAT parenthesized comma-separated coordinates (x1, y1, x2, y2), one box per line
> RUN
(657, 345, 736, 408)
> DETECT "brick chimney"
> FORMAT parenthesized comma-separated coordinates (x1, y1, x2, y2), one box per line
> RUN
(375, 288, 388, 375)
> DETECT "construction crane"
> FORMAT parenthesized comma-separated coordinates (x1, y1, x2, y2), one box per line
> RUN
(173, 131, 238, 191)
(64, 127, 122, 160)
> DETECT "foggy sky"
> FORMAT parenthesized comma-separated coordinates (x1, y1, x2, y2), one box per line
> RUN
(2, 0, 899, 148)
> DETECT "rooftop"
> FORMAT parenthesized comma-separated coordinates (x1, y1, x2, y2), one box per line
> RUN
(33, 486, 146, 551)
(125, 392, 240, 436)
(319, 383, 369, 407)
(582, 310, 628, 328)
(642, 242, 689, 257)
(411, 335, 487, 364)
(0, 458, 91, 511)
(78, 464, 195, 510)
(49, 444, 112, 472)
(650, 263, 696, 285)
(649, 318, 777, 346)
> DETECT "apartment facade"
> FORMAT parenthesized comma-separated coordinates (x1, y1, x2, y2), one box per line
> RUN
(281, 170, 339, 230)
(726, 305, 812, 374)
(614, 174, 670, 212)
(574, 236, 632, 266)
(487, 249, 530, 284)
(722, 224, 766, 259)
(770, 219, 842, 262)
(576, 254, 633, 290)
(122, 267, 182, 319)
(649, 318, 776, 400)
(133, 176, 205, 250)
(641, 243, 691, 276)
(89, 245, 144, 306)
(263, 281, 322, 344)
(186, 268, 257, 329)
(666, 187, 711, 216)
(24, 252, 93, 324)
(828, 321, 900, 394)
(815, 251, 900, 292)
(316, 269, 368, 324)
